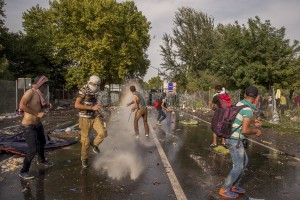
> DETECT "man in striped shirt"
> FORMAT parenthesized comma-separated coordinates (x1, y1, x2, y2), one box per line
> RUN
(219, 86, 262, 199)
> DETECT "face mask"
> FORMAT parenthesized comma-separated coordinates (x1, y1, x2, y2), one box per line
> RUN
(88, 84, 98, 92)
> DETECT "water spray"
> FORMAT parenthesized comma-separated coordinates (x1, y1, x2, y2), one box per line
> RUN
(128, 111, 132, 122)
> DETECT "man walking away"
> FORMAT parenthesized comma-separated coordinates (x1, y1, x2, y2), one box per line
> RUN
(127, 86, 149, 138)
(19, 75, 53, 180)
(156, 93, 167, 125)
(219, 86, 262, 199)
(75, 75, 107, 168)
(210, 85, 226, 147)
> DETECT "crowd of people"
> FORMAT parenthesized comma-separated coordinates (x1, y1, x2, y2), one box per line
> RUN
(18, 75, 293, 198)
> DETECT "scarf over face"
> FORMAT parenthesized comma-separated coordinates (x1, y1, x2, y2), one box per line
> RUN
(32, 75, 49, 106)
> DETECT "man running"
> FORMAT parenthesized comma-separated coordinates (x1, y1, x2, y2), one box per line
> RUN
(19, 75, 53, 180)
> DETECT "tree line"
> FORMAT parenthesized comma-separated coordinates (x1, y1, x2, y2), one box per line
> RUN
(0, 0, 150, 89)
(1, 1, 299, 92)
(160, 7, 300, 92)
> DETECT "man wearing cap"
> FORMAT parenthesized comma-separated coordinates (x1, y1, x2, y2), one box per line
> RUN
(75, 75, 107, 168)
(219, 86, 262, 199)
(19, 75, 53, 180)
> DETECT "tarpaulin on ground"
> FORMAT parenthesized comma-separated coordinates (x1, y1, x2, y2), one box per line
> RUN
(0, 132, 77, 156)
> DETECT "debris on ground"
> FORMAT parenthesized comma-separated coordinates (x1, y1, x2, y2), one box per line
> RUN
(179, 119, 199, 125)
(0, 156, 23, 173)
(212, 145, 230, 155)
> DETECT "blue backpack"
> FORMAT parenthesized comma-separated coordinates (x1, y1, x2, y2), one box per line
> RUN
(211, 105, 247, 138)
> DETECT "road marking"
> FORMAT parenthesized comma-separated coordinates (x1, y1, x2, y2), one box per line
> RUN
(149, 123, 187, 200)
(186, 113, 300, 162)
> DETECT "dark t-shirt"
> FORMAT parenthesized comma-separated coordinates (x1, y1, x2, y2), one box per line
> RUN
(157, 96, 166, 111)
(212, 94, 221, 109)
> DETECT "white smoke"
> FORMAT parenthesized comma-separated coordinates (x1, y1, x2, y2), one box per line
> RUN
(93, 81, 154, 180)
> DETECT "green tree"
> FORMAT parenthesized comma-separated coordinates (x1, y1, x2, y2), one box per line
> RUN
(49, 0, 150, 88)
(0, 0, 14, 80)
(213, 17, 300, 89)
(147, 76, 163, 91)
(160, 7, 218, 91)
(22, 5, 68, 87)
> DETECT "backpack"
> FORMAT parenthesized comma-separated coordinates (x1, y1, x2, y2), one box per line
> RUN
(211, 105, 247, 139)
(153, 101, 159, 108)
(219, 93, 232, 108)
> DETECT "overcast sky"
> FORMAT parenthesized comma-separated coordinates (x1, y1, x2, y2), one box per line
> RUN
(4, 0, 300, 81)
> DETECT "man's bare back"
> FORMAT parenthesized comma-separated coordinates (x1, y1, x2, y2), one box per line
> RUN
(19, 89, 46, 125)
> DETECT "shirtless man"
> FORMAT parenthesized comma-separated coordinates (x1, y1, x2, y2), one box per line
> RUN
(127, 86, 149, 138)
(19, 75, 53, 180)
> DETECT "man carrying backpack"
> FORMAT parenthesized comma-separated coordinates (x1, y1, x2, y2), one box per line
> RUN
(219, 86, 262, 199)
(210, 85, 230, 147)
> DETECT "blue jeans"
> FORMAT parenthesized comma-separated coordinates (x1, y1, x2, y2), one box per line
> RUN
(157, 110, 166, 122)
(20, 123, 46, 173)
(222, 138, 248, 189)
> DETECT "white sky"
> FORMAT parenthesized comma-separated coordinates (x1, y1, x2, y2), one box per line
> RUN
(4, 0, 300, 81)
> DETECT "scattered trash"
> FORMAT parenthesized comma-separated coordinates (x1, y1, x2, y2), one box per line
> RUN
(290, 116, 299, 122)
(275, 176, 283, 180)
(261, 140, 272, 145)
(179, 119, 199, 125)
(212, 146, 230, 155)
(152, 181, 160, 185)
(65, 127, 72, 132)
(0, 157, 24, 173)
(70, 187, 77, 192)
(247, 197, 265, 200)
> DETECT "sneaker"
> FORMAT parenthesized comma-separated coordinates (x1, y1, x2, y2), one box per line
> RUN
(157, 122, 162, 126)
(219, 188, 239, 198)
(135, 134, 140, 139)
(37, 160, 54, 167)
(82, 159, 88, 168)
(19, 172, 35, 180)
(90, 143, 100, 154)
(145, 134, 149, 137)
(230, 185, 246, 194)
(210, 143, 218, 147)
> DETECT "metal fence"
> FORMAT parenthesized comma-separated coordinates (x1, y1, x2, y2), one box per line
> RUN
(166, 88, 299, 122)
(0, 80, 16, 114)
(0, 80, 122, 114)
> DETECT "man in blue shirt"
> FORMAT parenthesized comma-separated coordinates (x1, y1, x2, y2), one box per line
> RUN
(219, 86, 262, 199)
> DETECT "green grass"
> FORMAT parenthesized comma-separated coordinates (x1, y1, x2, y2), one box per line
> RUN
(261, 114, 300, 134)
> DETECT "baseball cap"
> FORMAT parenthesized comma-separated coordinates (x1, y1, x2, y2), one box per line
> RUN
(245, 86, 258, 97)
(89, 75, 101, 84)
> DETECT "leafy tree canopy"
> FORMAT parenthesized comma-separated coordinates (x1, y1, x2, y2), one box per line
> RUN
(48, 0, 151, 88)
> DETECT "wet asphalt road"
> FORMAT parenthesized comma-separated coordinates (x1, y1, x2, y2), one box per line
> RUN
(0, 108, 300, 200)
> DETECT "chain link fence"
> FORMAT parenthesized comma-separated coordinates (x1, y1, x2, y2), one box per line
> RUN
(162, 88, 299, 123)
(0, 80, 16, 114)
(0, 80, 122, 114)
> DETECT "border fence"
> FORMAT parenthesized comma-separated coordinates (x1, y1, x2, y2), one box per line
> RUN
(0, 80, 123, 114)
(1, 78, 299, 124)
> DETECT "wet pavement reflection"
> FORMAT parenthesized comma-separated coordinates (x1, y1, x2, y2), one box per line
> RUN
(0, 109, 299, 200)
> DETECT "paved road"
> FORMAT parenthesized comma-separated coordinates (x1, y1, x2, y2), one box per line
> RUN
(0, 107, 300, 200)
